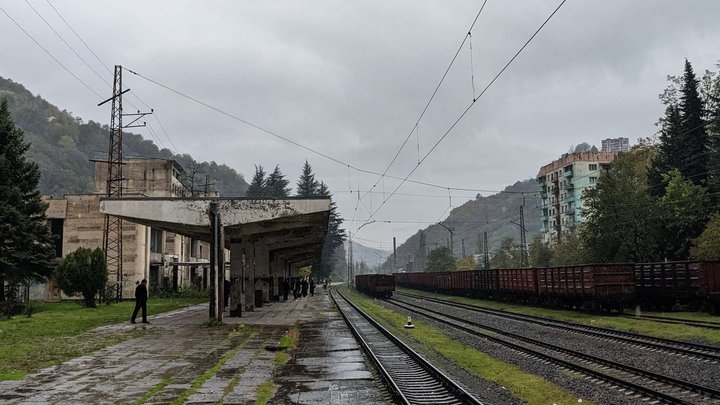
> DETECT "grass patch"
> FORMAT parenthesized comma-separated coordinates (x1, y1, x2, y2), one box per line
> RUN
(397, 287, 720, 345)
(254, 380, 278, 405)
(172, 328, 257, 405)
(131, 376, 174, 405)
(345, 287, 594, 405)
(274, 325, 299, 366)
(0, 298, 206, 381)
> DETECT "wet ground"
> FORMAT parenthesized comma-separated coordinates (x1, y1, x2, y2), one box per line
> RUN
(0, 288, 388, 404)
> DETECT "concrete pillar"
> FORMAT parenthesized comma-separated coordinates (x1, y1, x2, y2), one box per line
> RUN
(243, 239, 256, 312)
(229, 242, 243, 317)
(255, 240, 270, 303)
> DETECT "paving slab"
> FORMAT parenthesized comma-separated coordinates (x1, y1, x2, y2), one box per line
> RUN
(0, 287, 388, 404)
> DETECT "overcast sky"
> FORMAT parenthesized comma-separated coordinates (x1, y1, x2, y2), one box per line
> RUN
(2, 1, 719, 250)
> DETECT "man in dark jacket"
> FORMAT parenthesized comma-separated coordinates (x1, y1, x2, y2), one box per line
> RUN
(131, 279, 149, 324)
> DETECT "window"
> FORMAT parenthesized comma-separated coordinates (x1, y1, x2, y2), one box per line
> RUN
(589, 164, 598, 170)
(589, 176, 597, 184)
(150, 229, 163, 253)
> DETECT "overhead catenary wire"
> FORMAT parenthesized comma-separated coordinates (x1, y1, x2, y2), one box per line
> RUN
(363, 0, 568, 225)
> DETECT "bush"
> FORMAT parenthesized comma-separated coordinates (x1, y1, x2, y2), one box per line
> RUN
(54, 247, 107, 308)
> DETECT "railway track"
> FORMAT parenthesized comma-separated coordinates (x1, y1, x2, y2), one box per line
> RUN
(621, 313, 720, 330)
(387, 296, 720, 405)
(396, 291, 720, 363)
(331, 289, 484, 405)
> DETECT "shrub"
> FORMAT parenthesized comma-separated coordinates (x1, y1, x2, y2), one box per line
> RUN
(54, 247, 107, 308)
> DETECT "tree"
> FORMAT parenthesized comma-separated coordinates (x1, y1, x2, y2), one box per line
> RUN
(677, 60, 709, 186)
(528, 236, 553, 267)
(296, 160, 319, 197)
(551, 231, 587, 265)
(265, 165, 291, 197)
(55, 247, 107, 307)
(691, 213, 720, 260)
(455, 255, 477, 271)
(582, 144, 661, 263)
(490, 237, 522, 268)
(314, 181, 346, 278)
(0, 98, 56, 304)
(246, 165, 266, 197)
(425, 246, 456, 272)
(657, 169, 709, 259)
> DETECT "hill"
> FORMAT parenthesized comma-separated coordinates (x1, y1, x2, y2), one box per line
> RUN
(0, 76, 248, 196)
(380, 179, 541, 271)
(348, 240, 391, 271)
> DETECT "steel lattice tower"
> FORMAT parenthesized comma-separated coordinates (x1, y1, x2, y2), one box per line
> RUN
(103, 65, 124, 301)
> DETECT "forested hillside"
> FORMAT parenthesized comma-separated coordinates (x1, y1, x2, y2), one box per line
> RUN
(0, 76, 248, 196)
(380, 179, 540, 271)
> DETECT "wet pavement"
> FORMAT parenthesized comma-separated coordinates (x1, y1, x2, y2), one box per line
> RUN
(0, 288, 388, 404)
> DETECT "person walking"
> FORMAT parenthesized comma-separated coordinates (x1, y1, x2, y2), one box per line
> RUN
(301, 278, 308, 297)
(309, 278, 315, 297)
(283, 278, 290, 301)
(131, 279, 149, 324)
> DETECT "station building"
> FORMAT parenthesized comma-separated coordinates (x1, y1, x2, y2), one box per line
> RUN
(536, 151, 618, 243)
(35, 158, 214, 301)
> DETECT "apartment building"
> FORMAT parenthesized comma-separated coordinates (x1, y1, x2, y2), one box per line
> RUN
(601, 137, 630, 153)
(536, 152, 617, 243)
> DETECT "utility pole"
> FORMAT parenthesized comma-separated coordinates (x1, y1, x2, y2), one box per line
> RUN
(483, 231, 490, 270)
(520, 205, 528, 267)
(347, 232, 353, 286)
(97, 65, 151, 302)
(461, 239, 466, 257)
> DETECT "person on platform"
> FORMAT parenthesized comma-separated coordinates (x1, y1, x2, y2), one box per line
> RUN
(301, 278, 308, 297)
(224, 279, 231, 308)
(283, 278, 290, 301)
(131, 279, 149, 324)
(309, 278, 315, 297)
(293, 278, 300, 299)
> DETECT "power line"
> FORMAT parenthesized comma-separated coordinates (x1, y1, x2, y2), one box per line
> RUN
(365, 0, 568, 222)
(0, 4, 103, 99)
(361, 0, 489, 202)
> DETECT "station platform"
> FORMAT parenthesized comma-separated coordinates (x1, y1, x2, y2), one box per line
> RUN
(0, 287, 388, 404)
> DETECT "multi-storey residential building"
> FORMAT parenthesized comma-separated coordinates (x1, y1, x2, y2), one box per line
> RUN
(601, 137, 629, 153)
(35, 158, 216, 301)
(536, 152, 617, 243)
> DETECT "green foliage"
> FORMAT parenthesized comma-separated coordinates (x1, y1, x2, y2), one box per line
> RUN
(246, 164, 267, 197)
(54, 247, 107, 308)
(658, 169, 709, 259)
(551, 231, 587, 265)
(691, 213, 720, 260)
(295, 160, 319, 197)
(0, 77, 248, 197)
(0, 98, 56, 305)
(582, 144, 660, 262)
(490, 237, 522, 268)
(425, 246, 456, 272)
(455, 256, 477, 271)
(266, 165, 291, 197)
(528, 236, 553, 267)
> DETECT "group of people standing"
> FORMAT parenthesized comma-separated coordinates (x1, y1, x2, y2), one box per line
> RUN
(282, 277, 316, 301)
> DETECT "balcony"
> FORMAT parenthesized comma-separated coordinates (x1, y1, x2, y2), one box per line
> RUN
(563, 170, 573, 178)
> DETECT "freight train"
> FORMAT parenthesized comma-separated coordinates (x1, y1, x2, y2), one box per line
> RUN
(389, 260, 720, 313)
(355, 274, 395, 298)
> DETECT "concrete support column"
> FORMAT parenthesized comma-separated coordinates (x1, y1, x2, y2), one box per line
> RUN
(255, 240, 270, 303)
(229, 242, 243, 317)
(243, 238, 256, 312)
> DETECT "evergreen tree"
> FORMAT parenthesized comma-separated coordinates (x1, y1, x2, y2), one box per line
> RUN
(706, 69, 720, 205)
(265, 165, 291, 197)
(246, 165, 267, 197)
(0, 98, 56, 304)
(55, 247, 107, 308)
(296, 160, 319, 197)
(677, 60, 709, 186)
(649, 104, 682, 196)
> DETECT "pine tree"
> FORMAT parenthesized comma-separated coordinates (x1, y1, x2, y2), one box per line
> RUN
(0, 98, 56, 304)
(265, 165, 291, 197)
(707, 70, 720, 205)
(246, 165, 267, 197)
(315, 181, 346, 278)
(678, 60, 709, 186)
(296, 160, 319, 197)
(649, 104, 682, 196)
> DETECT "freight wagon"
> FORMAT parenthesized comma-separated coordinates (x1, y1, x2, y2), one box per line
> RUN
(356, 274, 395, 298)
(635, 261, 720, 310)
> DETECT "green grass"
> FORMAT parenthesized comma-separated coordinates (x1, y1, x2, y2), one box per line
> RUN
(344, 288, 595, 405)
(131, 376, 174, 405)
(0, 298, 206, 380)
(172, 328, 257, 405)
(274, 325, 299, 366)
(397, 287, 720, 344)
(254, 380, 278, 405)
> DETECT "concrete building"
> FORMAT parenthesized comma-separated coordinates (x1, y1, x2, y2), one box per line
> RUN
(36, 158, 214, 301)
(537, 152, 617, 243)
(601, 137, 629, 153)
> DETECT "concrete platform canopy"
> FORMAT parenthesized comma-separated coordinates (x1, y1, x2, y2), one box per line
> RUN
(100, 197, 331, 320)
